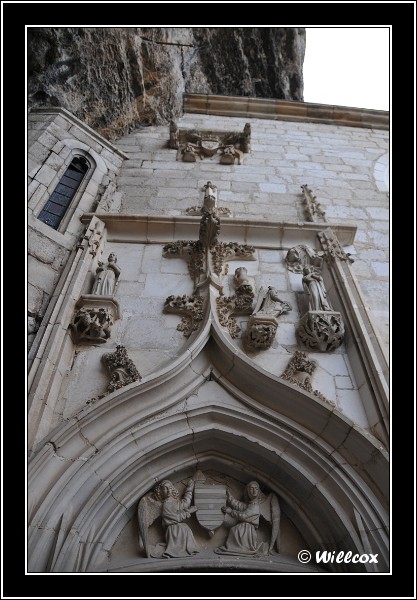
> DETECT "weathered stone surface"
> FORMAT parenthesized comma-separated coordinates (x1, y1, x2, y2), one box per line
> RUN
(28, 27, 305, 140)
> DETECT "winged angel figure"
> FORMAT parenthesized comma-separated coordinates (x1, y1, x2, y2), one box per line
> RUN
(214, 481, 281, 556)
(137, 479, 200, 558)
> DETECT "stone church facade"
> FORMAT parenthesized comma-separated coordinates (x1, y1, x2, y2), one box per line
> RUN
(27, 94, 389, 573)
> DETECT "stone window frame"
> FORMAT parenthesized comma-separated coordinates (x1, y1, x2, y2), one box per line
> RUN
(37, 154, 92, 231)
(32, 146, 97, 236)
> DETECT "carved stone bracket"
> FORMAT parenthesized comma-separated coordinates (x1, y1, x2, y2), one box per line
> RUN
(285, 245, 324, 273)
(298, 310, 345, 352)
(244, 286, 292, 351)
(169, 123, 251, 164)
(101, 344, 141, 395)
(318, 227, 355, 264)
(69, 295, 120, 345)
(280, 350, 333, 405)
(164, 294, 204, 337)
(300, 184, 326, 222)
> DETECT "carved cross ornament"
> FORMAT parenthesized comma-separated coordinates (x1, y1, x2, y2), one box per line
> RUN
(169, 122, 251, 165)
(163, 183, 256, 336)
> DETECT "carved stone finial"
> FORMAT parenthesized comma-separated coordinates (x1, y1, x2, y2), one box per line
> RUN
(300, 184, 326, 222)
(101, 345, 141, 395)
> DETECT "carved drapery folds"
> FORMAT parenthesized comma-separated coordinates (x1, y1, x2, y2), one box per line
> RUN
(91, 253, 121, 296)
(300, 184, 326, 222)
(280, 350, 332, 405)
(101, 344, 141, 395)
(169, 123, 251, 164)
(137, 470, 280, 559)
(69, 296, 120, 345)
(245, 286, 292, 351)
(163, 294, 204, 337)
(286, 244, 345, 352)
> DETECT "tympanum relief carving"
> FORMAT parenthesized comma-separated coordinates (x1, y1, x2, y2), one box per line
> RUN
(137, 471, 281, 559)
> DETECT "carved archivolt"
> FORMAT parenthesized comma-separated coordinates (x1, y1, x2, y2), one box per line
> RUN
(137, 470, 280, 559)
(169, 122, 251, 164)
(280, 350, 333, 405)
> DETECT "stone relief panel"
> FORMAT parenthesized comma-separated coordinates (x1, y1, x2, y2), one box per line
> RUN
(137, 470, 281, 559)
(169, 122, 251, 164)
(280, 350, 333, 405)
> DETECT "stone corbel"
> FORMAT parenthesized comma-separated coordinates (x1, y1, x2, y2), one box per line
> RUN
(69, 295, 120, 345)
(298, 310, 345, 352)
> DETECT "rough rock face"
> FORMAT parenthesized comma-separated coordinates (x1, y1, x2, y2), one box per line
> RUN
(28, 27, 305, 140)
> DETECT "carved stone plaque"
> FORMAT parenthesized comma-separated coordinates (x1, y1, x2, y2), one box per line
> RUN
(194, 483, 227, 534)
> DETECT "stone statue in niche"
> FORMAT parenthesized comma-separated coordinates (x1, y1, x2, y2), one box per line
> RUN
(245, 286, 292, 351)
(214, 481, 280, 556)
(138, 479, 200, 558)
(92, 253, 121, 296)
(302, 266, 333, 311)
